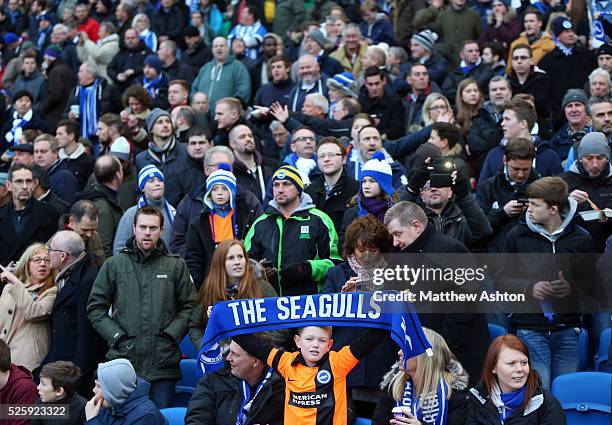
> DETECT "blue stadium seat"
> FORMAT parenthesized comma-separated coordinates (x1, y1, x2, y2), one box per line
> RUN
(579, 328, 589, 371)
(353, 417, 372, 425)
(487, 323, 507, 341)
(180, 335, 198, 359)
(595, 328, 611, 372)
(172, 359, 198, 407)
(161, 407, 187, 425)
(551, 372, 612, 425)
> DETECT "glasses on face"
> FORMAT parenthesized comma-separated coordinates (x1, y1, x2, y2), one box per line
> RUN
(294, 136, 316, 143)
(429, 105, 447, 112)
(318, 153, 342, 159)
(46, 245, 68, 255)
(31, 257, 51, 264)
(512, 55, 530, 61)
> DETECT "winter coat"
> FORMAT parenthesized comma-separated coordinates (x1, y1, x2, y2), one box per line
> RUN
(478, 138, 562, 185)
(402, 83, 442, 131)
(79, 181, 124, 258)
(559, 162, 612, 252)
(135, 139, 194, 206)
(87, 237, 196, 381)
(152, 3, 189, 44)
(40, 58, 77, 130)
(0, 280, 56, 371)
(372, 358, 470, 425)
(31, 393, 87, 425)
(273, 0, 306, 43)
(190, 56, 252, 112)
(173, 155, 206, 205)
(318, 53, 345, 80)
(163, 59, 195, 84)
(185, 194, 263, 287)
(321, 262, 398, 389)
(398, 189, 493, 248)
(0, 200, 59, 265)
(77, 34, 120, 83)
(478, 10, 521, 48)
(359, 17, 396, 45)
(500, 198, 593, 330)
(396, 54, 448, 89)
(244, 193, 341, 295)
(188, 276, 277, 348)
(0, 110, 49, 154)
(467, 103, 502, 170)
(395, 0, 429, 46)
(185, 365, 285, 425)
(475, 169, 540, 253)
(330, 41, 370, 80)
(538, 45, 597, 128)
(59, 144, 95, 190)
(507, 32, 555, 73)
(181, 40, 212, 73)
(0, 363, 38, 413)
(48, 160, 79, 204)
(442, 60, 493, 104)
(11, 70, 46, 105)
(358, 93, 406, 140)
(232, 152, 275, 202)
(287, 77, 329, 112)
(43, 253, 103, 393)
(466, 380, 566, 425)
(39, 189, 71, 216)
(78, 18, 101, 43)
(253, 78, 296, 108)
(85, 379, 168, 425)
(508, 67, 552, 123)
(436, 6, 482, 48)
(305, 171, 360, 234)
(170, 183, 261, 257)
(397, 223, 489, 385)
(107, 40, 151, 90)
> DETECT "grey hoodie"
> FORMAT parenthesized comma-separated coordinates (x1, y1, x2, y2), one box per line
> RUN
(525, 197, 578, 247)
(98, 359, 138, 407)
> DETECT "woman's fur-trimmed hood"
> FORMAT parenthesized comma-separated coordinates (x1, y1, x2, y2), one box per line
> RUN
(379, 358, 470, 393)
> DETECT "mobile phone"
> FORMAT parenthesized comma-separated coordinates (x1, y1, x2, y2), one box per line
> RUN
(261, 260, 274, 268)
(429, 173, 453, 188)
(516, 198, 529, 205)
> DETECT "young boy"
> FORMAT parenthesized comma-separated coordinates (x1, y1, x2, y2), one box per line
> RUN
(33, 361, 87, 425)
(234, 325, 385, 425)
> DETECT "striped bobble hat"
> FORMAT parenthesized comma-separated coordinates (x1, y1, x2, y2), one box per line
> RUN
(272, 165, 304, 194)
(326, 72, 358, 98)
(361, 151, 394, 199)
(204, 163, 237, 209)
(138, 164, 165, 191)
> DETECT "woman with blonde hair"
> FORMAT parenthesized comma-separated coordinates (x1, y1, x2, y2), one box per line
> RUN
(373, 328, 469, 425)
(422, 93, 453, 127)
(0, 243, 57, 371)
(187, 239, 276, 349)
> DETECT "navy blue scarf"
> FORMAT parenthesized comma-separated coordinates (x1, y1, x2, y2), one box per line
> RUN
(397, 376, 449, 425)
(197, 292, 432, 375)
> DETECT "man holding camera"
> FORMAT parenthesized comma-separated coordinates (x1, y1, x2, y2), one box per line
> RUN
(476, 138, 539, 253)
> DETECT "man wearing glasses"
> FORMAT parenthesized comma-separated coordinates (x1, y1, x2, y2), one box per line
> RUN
(0, 163, 59, 264)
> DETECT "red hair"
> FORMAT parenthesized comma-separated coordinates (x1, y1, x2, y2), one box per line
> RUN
(482, 335, 539, 409)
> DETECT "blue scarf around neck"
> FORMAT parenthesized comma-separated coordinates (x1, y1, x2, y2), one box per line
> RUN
(397, 376, 449, 425)
(498, 386, 526, 422)
(79, 79, 101, 138)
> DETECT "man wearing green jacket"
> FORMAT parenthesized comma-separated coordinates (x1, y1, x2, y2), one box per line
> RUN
(244, 164, 341, 296)
(87, 206, 195, 409)
(190, 37, 251, 113)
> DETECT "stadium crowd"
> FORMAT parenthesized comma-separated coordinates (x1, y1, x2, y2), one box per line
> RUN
(0, 0, 610, 422)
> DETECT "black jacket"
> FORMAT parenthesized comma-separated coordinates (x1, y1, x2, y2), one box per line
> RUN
(305, 171, 360, 235)
(64, 79, 113, 124)
(358, 93, 406, 140)
(372, 359, 470, 425)
(0, 199, 59, 264)
(152, 3, 189, 45)
(0, 110, 49, 154)
(181, 40, 212, 73)
(442, 61, 494, 104)
(107, 40, 151, 90)
(253, 78, 296, 108)
(40, 58, 76, 130)
(399, 223, 489, 386)
(559, 162, 612, 252)
(185, 365, 285, 425)
(476, 169, 540, 253)
(31, 393, 87, 425)
(42, 253, 104, 395)
(467, 104, 501, 170)
(508, 67, 552, 123)
(48, 160, 79, 204)
(538, 45, 597, 128)
(232, 151, 275, 202)
(163, 59, 195, 84)
(466, 381, 566, 425)
(185, 192, 263, 288)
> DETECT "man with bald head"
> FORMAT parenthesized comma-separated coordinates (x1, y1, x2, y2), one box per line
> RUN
(191, 36, 251, 113)
(288, 54, 328, 112)
(107, 28, 150, 92)
(43, 229, 103, 395)
(82, 155, 124, 257)
(229, 124, 274, 200)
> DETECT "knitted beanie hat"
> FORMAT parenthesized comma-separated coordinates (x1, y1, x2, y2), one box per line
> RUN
(411, 30, 438, 53)
(326, 72, 358, 98)
(138, 164, 165, 191)
(578, 132, 611, 160)
(360, 151, 394, 199)
(204, 163, 237, 209)
(272, 165, 304, 194)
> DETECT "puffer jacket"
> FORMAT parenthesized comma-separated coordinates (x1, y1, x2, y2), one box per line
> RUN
(465, 380, 566, 424)
(507, 32, 555, 73)
(87, 237, 195, 381)
(372, 358, 470, 425)
(77, 33, 120, 83)
(244, 193, 341, 295)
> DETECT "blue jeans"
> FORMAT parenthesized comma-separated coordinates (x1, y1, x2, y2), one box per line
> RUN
(517, 327, 580, 390)
(149, 379, 177, 409)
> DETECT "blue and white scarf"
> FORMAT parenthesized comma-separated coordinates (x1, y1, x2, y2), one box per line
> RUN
(397, 376, 449, 425)
(553, 36, 573, 56)
(137, 196, 176, 226)
(139, 29, 158, 52)
(5, 109, 32, 145)
(143, 74, 164, 98)
(79, 79, 102, 138)
(197, 292, 432, 375)
(236, 367, 273, 425)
